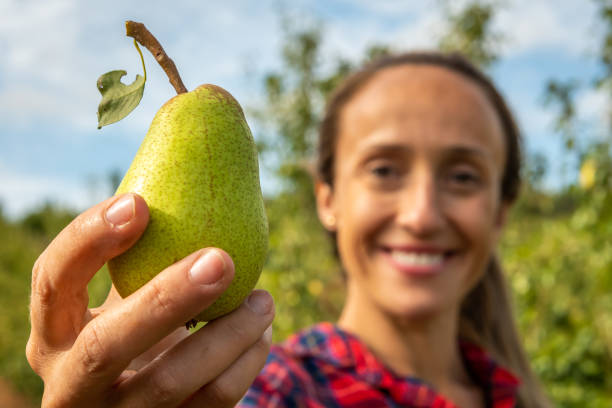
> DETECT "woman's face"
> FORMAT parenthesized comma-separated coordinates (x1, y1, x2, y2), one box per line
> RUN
(316, 65, 508, 320)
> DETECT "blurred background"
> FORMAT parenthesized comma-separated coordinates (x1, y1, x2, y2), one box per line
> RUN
(1, 0, 611, 406)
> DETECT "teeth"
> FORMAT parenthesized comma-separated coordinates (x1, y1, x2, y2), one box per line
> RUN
(390, 251, 444, 266)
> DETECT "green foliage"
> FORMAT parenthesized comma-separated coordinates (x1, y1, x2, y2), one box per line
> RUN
(252, 24, 346, 340)
(503, 184, 612, 406)
(96, 40, 147, 129)
(96, 70, 146, 129)
(438, 1, 501, 68)
(543, 79, 580, 151)
(253, 25, 395, 340)
(596, 0, 612, 89)
(0, 204, 111, 404)
(257, 193, 344, 339)
(19, 202, 75, 237)
(0, 211, 46, 403)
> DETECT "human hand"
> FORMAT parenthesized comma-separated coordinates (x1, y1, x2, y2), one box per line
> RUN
(26, 193, 275, 407)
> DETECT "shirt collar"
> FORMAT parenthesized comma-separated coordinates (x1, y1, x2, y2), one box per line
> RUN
(285, 322, 520, 406)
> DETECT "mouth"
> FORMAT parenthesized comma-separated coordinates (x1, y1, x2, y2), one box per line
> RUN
(381, 246, 457, 276)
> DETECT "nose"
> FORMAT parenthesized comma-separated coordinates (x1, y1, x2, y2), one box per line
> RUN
(395, 169, 445, 237)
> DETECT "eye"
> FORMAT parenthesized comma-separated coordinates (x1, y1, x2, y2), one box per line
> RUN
(452, 171, 478, 183)
(447, 167, 482, 190)
(363, 159, 403, 190)
(371, 164, 396, 178)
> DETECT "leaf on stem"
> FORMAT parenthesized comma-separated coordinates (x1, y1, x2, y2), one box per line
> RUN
(96, 70, 145, 129)
(96, 39, 147, 129)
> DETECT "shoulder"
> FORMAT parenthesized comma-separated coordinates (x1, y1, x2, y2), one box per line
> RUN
(238, 344, 309, 407)
(238, 322, 342, 408)
(459, 340, 521, 406)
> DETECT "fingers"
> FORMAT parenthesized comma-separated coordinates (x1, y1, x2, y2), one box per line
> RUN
(29, 193, 149, 349)
(182, 325, 273, 408)
(116, 290, 275, 408)
(58, 248, 235, 398)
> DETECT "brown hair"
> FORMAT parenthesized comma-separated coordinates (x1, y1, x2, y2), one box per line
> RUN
(316, 51, 550, 408)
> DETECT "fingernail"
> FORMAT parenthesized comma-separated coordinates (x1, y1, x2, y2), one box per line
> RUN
(246, 290, 272, 315)
(263, 324, 273, 342)
(106, 195, 135, 227)
(189, 250, 226, 285)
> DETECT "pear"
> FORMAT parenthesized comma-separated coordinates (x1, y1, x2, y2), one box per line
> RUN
(108, 84, 268, 322)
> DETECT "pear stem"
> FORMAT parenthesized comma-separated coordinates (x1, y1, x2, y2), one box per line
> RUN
(125, 21, 188, 94)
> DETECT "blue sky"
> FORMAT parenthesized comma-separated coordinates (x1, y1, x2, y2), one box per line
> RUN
(0, 0, 608, 218)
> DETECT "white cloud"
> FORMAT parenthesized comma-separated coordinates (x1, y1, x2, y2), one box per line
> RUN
(311, 4, 443, 74)
(0, 164, 93, 219)
(316, 0, 602, 65)
(0, 0, 80, 83)
(516, 104, 557, 139)
(390, 8, 445, 51)
(335, 0, 429, 17)
(494, 0, 600, 58)
(576, 86, 610, 135)
(0, 0, 283, 136)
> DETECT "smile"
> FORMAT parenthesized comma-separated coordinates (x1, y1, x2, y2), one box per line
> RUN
(390, 251, 445, 266)
(382, 248, 455, 276)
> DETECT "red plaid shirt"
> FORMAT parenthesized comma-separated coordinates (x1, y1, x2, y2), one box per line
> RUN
(239, 322, 520, 408)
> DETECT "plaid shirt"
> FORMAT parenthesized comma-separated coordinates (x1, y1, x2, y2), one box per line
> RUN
(239, 322, 520, 408)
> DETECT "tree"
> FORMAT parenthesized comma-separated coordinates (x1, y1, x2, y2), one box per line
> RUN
(438, 1, 502, 68)
(252, 21, 395, 339)
(253, 25, 344, 339)
(504, 0, 612, 405)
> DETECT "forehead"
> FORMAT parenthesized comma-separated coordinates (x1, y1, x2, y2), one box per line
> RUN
(337, 64, 506, 163)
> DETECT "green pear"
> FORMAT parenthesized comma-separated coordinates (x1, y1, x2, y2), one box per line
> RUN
(108, 84, 268, 322)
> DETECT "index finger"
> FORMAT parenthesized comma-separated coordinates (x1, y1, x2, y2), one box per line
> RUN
(57, 247, 235, 401)
(29, 193, 149, 349)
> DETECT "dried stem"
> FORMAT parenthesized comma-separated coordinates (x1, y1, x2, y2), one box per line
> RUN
(125, 20, 187, 94)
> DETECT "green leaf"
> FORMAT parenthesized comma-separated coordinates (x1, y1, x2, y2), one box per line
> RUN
(96, 70, 145, 129)
(96, 39, 147, 129)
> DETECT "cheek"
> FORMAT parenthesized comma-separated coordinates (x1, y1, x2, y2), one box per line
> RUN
(335, 184, 391, 262)
(450, 187, 499, 239)
(448, 192, 500, 293)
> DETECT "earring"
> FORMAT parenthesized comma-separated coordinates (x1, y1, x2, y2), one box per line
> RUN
(326, 215, 336, 228)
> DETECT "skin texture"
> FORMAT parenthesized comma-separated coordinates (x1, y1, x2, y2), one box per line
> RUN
(109, 84, 269, 322)
(315, 65, 508, 407)
(27, 194, 275, 407)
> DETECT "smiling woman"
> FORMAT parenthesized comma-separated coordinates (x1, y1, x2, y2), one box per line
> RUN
(322, 63, 507, 324)
(240, 52, 551, 408)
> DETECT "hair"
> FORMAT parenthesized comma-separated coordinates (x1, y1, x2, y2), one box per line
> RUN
(315, 51, 550, 408)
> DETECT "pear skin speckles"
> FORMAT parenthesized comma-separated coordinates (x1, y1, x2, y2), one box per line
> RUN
(107, 85, 268, 322)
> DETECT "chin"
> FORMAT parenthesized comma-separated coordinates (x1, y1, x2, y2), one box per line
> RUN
(382, 296, 450, 323)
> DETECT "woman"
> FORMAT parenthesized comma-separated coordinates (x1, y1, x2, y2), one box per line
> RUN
(26, 52, 549, 407)
(240, 52, 550, 407)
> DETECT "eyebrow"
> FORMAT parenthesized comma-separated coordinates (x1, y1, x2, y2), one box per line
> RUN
(444, 146, 487, 158)
(359, 143, 488, 158)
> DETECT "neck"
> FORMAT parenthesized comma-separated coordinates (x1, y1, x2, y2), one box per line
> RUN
(337, 283, 472, 389)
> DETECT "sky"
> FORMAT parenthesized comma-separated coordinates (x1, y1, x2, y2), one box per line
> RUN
(0, 0, 608, 219)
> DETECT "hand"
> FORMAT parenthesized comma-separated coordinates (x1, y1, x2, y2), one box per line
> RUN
(26, 193, 275, 407)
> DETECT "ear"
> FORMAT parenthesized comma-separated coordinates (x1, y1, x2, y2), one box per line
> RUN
(492, 201, 510, 243)
(315, 180, 337, 232)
